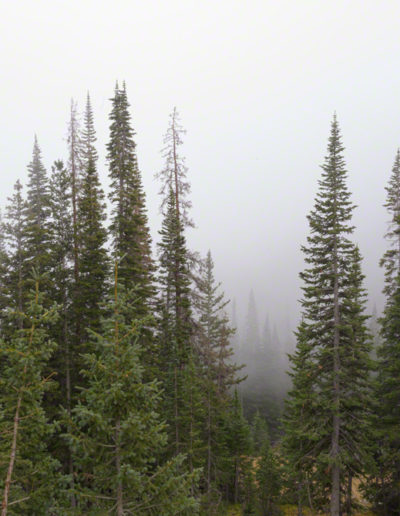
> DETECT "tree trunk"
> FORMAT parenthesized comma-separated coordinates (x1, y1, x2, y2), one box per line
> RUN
(174, 366, 180, 455)
(331, 235, 341, 516)
(1, 393, 22, 516)
(345, 473, 352, 515)
(297, 479, 303, 516)
(115, 418, 123, 516)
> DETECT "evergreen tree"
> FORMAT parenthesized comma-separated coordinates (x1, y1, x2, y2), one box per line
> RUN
(23, 137, 52, 286)
(81, 92, 98, 168)
(251, 411, 269, 453)
(0, 276, 59, 515)
(47, 159, 76, 503)
(255, 438, 281, 516)
(157, 189, 194, 456)
(77, 95, 109, 340)
(65, 264, 199, 515)
(283, 116, 372, 515)
(3, 181, 26, 331)
(107, 83, 154, 308)
(194, 251, 242, 504)
(369, 148, 400, 514)
(0, 211, 7, 329)
(224, 390, 253, 504)
(155, 107, 193, 228)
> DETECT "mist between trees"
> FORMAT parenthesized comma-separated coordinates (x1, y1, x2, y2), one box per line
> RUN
(0, 84, 398, 516)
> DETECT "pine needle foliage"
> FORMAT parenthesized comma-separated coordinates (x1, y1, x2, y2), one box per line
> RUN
(0, 275, 59, 515)
(283, 116, 372, 515)
(65, 264, 199, 515)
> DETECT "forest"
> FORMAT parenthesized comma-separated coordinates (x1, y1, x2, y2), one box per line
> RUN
(0, 83, 399, 516)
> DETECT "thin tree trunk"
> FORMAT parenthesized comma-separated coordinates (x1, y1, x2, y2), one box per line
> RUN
(115, 418, 123, 516)
(174, 366, 180, 455)
(331, 233, 341, 516)
(297, 479, 303, 516)
(1, 392, 23, 516)
(234, 458, 239, 504)
(306, 472, 314, 514)
(64, 287, 76, 508)
(172, 108, 180, 223)
(345, 473, 352, 515)
(207, 386, 212, 497)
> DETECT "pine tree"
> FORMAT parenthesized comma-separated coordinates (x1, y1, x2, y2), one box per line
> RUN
(251, 411, 269, 453)
(282, 321, 319, 512)
(65, 264, 199, 515)
(157, 189, 194, 455)
(155, 107, 193, 228)
(77, 95, 109, 340)
(0, 275, 59, 515)
(283, 116, 372, 515)
(0, 211, 7, 329)
(224, 390, 253, 504)
(255, 438, 281, 516)
(107, 83, 154, 308)
(3, 181, 26, 331)
(47, 159, 76, 503)
(369, 148, 400, 513)
(23, 137, 52, 287)
(194, 251, 242, 501)
(81, 92, 98, 168)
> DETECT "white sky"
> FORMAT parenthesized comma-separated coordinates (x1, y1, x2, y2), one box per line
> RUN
(1, 0, 399, 334)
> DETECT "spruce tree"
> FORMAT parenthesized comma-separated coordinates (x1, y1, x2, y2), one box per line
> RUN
(0, 276, 59, 515)
(157, 189, 194, 456)
(47, 159, 76, 503)
(23, 137, 52, 287)
(283, 116, 372, 515)
(255, 438, 281, 516)
(194, 250, 242, 502)
(77, 95, 109, 340)
(3, 181, 26, 331)
(107, 83, 154, 308)
(224, 390, 253, 504)
(0, 211, 7, 329)
(369, 148, 400, 513)
(65, 264, 199, 515)
(155, 107, 193, 228)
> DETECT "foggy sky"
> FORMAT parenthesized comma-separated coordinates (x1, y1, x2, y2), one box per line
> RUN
(1, 1, 399, 336)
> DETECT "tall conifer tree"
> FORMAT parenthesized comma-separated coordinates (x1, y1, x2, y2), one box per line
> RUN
(194, 251, 242, 501)
(23, 137, 52, 285)
(370, 148, 400, 513)
(77, 94, 109, 339)
(157, 189, 194, 456)
(107, 83, 154, 310)
(3, 181, 26, 331)
(283, 116, 372, 515)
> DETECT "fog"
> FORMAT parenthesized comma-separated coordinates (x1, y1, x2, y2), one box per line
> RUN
(1, 1, 398, 350)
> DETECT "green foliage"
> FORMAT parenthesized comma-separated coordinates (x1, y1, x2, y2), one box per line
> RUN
(224, 391, 253, 504)
(77, 97, 109, 340)
(364, 149, 400, 514)
(195, 251, 244, 506)
(0, 276, 59, 514)
(23, 137, 52, 284)
(283, 116, 372, 513)
(107, 83, 155, 308)
(251, 411, 269, 454)
(255, 441, 282, 516)
(2, 181, 27, 331)
(65, 270, 199, 515)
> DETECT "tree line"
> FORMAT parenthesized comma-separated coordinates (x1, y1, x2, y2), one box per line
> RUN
(0, 86, 400, 516)
(0, 85, 257, 515)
